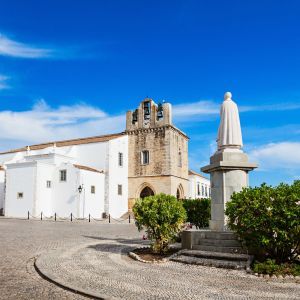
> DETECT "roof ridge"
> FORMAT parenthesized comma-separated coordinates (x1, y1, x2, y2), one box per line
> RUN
(0, 132, 125, 155)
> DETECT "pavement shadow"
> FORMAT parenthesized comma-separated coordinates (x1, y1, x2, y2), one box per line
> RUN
(87, 243, 137, 254)
(83, 235, 150, 246)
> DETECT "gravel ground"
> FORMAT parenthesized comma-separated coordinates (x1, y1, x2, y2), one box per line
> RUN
(1, 218, 299, 300)
(0, 218, 140, 300)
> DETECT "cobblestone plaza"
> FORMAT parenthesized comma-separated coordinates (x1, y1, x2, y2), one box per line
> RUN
(0, 218, 299, 299)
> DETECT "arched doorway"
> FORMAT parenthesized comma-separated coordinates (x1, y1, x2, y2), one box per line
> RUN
(140, 186, 155, 198)
(176, 184, 184, 199)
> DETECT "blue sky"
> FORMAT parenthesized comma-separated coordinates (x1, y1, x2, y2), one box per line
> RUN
(0, 0, 299, 186)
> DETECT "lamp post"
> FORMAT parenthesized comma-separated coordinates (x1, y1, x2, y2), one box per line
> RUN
(78, 184, 84, 218)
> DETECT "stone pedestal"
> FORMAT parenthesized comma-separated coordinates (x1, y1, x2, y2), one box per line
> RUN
(201, 150, 257, 231)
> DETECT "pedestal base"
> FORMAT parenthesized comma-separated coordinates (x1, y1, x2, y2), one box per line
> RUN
(202, 150, 257, 232)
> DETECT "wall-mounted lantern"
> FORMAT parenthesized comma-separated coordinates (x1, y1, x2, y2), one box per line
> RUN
(78, 184, 84, 194)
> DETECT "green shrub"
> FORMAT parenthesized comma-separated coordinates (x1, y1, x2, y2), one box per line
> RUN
(182, 198, 211, 229)
(253, 259, 300, 276)
(133, 193, 187, 253)
(225, 181, 300, 263)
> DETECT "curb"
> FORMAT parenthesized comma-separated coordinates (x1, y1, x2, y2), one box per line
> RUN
(128, 247, 180, 264)
(34, 256, 118, 300)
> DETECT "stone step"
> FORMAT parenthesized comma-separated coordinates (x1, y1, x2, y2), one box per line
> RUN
(179, 249, 250, 261)
(192, 230, 237, 240)
(192, 244, 247, 254)
(197, 238, 241, 247)
(171, 255, 248, 270)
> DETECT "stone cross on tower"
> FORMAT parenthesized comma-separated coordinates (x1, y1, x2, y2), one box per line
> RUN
(202, 92, 257, 231)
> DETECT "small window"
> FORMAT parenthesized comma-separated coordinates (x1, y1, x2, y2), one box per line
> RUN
(60, 170, 67, 182)
(197, 183, 200, 196)
(178, 149, 182, 167)
(17, 192, 23, 199)
(46, 180, 51, 188)
(118, 184, 122, 195)
(141, 150, 149, 165)
(201, 184, 204, 196)
(91, 185, 95, 194)
(118, 152, 123, 167)
(205, 186, 208, 197)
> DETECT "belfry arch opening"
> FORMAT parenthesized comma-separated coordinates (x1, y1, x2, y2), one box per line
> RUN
(140, 186, 155, 199)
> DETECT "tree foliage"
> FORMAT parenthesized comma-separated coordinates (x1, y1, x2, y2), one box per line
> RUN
(182, 198, 211, 229)
(133, 193, 186, 253)
(225, 181, 300, 263)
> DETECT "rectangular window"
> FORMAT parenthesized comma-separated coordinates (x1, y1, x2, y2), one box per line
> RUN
(178, 150, 182, 167)
(46, 180, 51, 188)
(60, 170, 67, 182)
(91, 185, 95, 194)
(17, 192, 23, 199)
(118, 184, 122, 195)
(118, 152, 123, 167)
(141, 150, 149, 165)
(197, 183, 200, 196)
(205, 186, 208, 197)
(201, 184, 204, 196)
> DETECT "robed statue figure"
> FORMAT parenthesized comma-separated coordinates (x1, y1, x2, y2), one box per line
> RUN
(217, 92, 243, 151)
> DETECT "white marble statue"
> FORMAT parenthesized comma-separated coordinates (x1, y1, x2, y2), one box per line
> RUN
(217, 92, 243, 151)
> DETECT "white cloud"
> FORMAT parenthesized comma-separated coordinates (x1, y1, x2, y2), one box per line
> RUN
(172, 99, 300, 123)
(240, 103, 300, 112)
(173, 100, 219, 118)
(0, 74, 9, 90)
(0, 100, 125, 150)
(249, 142, 300, 170)
(0, 34, 54, 58)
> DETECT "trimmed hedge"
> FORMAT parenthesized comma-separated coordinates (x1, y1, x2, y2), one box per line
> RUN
(225, 181, 300, 263)
(182, 198, 211, 229)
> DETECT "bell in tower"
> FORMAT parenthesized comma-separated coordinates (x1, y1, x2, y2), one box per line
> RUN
(157, 103, 163, 120)
(143, 101, 151, 120)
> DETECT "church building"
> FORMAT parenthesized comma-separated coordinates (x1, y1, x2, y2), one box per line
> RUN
(0, 99, 210, 218)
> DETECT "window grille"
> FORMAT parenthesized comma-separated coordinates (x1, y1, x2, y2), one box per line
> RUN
(118, 152, 123, 167)
(60, 170, 67, 182)
(91, 186, 95, 194)
(118, 184, 122, 195)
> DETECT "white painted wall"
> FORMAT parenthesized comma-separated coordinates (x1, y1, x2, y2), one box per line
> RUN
(35, 163, 55, 217)
(0, 170, 5, 213)
(107, 136, 128, 218)
(5, 162, 36, 217)
(78, 169, 105, 219)
(0, 136, 129, 218)
(189, 173, 211, 199)
(52, 162, 79, 218)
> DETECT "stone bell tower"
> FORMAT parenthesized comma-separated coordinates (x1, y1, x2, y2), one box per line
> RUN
(126, 98, 189, 209)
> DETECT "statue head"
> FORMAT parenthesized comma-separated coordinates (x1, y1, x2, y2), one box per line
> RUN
(224, 92, 232, 101)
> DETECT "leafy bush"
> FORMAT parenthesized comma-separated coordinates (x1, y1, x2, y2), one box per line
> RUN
(225, 181, 300, 263)
(253, 259, 300, 276)
(182, 198, 211, 229)
(133, 193, 186, 253)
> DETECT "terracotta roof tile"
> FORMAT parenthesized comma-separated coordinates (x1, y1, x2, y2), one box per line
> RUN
(188, 169, 209, 179)
(73, 164, 103, 173)
(0, 132, 124, 155)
